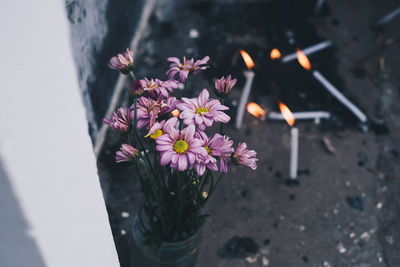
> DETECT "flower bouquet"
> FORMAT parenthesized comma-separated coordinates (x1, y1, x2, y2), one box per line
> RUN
(104, 48, 258, 265)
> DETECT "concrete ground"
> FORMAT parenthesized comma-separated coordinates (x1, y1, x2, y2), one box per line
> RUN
(97, 0, 400, 266)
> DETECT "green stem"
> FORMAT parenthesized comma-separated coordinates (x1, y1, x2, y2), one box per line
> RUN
(206, 173, 223, 202)
(136, 132, 158, 181)
(219, 97, 225, 134)
(129, 71, 136, 81)
(132, 97, 138, 147)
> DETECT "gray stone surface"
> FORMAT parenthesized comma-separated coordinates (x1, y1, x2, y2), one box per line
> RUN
(66, 0, 145, 142)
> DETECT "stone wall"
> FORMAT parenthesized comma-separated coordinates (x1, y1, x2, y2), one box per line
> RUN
(65, 0, 145, 143)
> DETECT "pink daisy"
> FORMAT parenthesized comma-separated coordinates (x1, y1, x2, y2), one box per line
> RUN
(156, 125, 207, 171)
(108, 48, 134, 73)
(214, 74, 237, 97)
(213, 134, 234, 173)
(177, 89, 230, 131)
(233, 143, 258, 170)
(166, 56, 210, 83)
(133, 97, 159, 129)
(131, 78, 179, 99)
(115, 144, 139, 163)
(145, 117, 178, 140)
(103, 108, 131, 133)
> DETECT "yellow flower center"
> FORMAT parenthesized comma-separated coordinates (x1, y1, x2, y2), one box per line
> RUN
(173, 140, 189, 154)
(150, 129, 163, 140)
(203, 145, 210, 154)
(195, 107, 209, 115)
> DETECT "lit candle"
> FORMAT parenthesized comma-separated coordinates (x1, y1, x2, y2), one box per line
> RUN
(296, 49, 367, 124)
(246, 102, 330, 123)
(235, 50, 255, 129)
(279, 102, 298, 181)
(282, 40, 332, 63)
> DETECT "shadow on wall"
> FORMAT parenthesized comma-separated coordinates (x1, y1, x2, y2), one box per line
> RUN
(0, 154, 46, 267)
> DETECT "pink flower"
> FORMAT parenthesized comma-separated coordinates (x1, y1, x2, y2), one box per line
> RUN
(215, 75, 237, 97)
(166, 56, 210, 83)
(103, 108, 131, 133)
(233, 143, 258, 170)
(177, 89, 230, 131)
(158, 96, 179, 115)
(145, 117, 178, 140)
(132, 78, 179, 98)
(194, 131, 218, 175)
(133, 97, 159, 129)
(130, 80, 145, 96)
(115, 144, 139, 163)
(194, 132, 233, 175)
(156, 125, 207, 171)
(214, 134, 234, 173)
(108, 48, 134, 73)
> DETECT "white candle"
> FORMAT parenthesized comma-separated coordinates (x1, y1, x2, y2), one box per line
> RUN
(314, 0, 325, 13)
(282, 41, 332, 63)
(268, 111, 331, 121)
(376, 7, 400, 27)
(313, 70, 367, 123)
(235, 70, 255, 129)
(290, 127, 299, 179)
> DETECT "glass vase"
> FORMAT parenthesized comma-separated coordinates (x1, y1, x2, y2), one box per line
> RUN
(130, 210, 202, 267)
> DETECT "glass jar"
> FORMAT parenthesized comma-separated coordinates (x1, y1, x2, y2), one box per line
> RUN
(130, 210, 202, 267)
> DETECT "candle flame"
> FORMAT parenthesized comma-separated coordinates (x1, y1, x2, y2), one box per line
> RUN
(279, 102, 295, 126)
(240, 50, 255, 69)
(171, 109, 180, 117)
(296, 49, 312, 70)
(270, 48, 281, 60)
(247, 102, 267, 120)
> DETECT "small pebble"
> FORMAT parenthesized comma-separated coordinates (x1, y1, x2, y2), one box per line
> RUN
(262, 256, 270, 266)
(350, 232, 356, 238)
(323, 261, 331, 267)
(299, 225, 306, 232)
(377, 252, 383, 263)
(246, 255, 258, 263)
(121, 229, 126, 235)
(333, 208, 339, 214)
(189, 29, 199, 38)
(376, 202, 383, 209)
(337, 242, 346, 254)
(360, 232, 371, 242)
(121, 211, 130, 218)
(385, 235, 394, 245)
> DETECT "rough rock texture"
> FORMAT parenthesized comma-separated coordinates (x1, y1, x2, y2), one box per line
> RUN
(65, 0, 145, 142)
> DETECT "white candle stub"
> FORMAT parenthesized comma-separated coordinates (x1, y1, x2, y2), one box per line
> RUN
(235, 70, 255, 129)
(313, 70, 367, 123)
(290, 127, 299, 179)
(282, 40, 332, 63)
(268, 111, 331, 121)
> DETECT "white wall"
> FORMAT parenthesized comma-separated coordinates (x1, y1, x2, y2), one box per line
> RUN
(0, 1, 120, 266)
